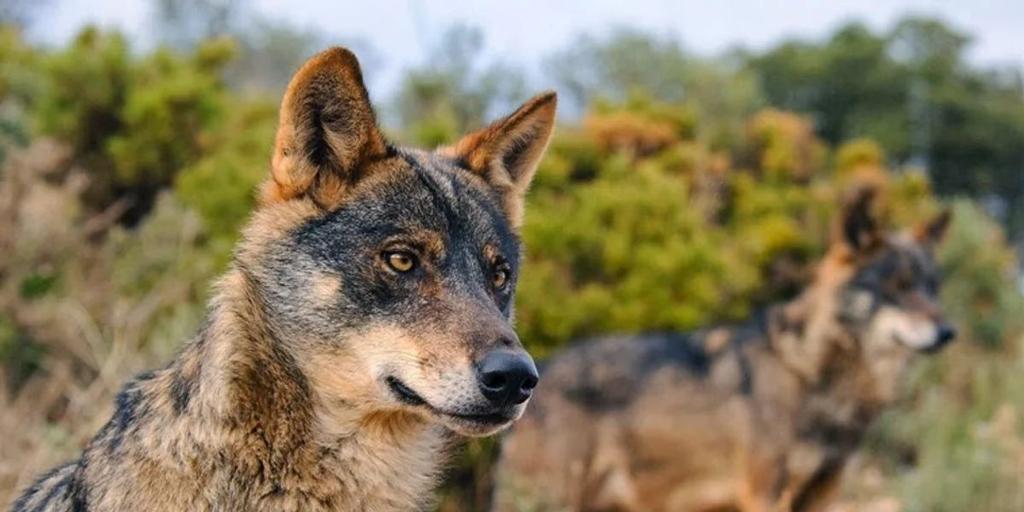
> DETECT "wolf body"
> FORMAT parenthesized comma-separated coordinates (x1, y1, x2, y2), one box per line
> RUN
(496, 188, 954, 512)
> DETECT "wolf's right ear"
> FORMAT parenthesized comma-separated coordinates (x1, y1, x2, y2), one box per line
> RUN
(915, 208, 952, 248)
(834, 184, 884, 256)
(263, 47, 388, 208)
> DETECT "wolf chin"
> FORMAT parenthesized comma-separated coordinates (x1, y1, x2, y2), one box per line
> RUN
(14, 47, 556, 511)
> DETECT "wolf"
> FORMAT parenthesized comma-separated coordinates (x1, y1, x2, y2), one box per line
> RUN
(495, 186, 955, 512)
(13, 47, 556, 511)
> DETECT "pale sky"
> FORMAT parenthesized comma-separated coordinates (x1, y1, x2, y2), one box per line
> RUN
(26, 0, 1024, 97)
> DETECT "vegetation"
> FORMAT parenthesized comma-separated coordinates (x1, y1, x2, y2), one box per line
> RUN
(1, 9, 1024, 511)
(748, 18, 1024, 237)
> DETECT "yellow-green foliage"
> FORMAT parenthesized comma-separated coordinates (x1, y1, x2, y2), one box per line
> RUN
(519, 153, 756, 352)
(30, 29, 133, 156)
(744, 108, 826, 181)
(0, 26, 41, 155)
(26, 28, 234, 212)
(517, 103, 836, 353)
(174, 98, 278, 262)
(938, 201, 1024, 347)
(836, 137, 886, 175)
(106, 40, 233, 186)
(0, 26, 39, 101)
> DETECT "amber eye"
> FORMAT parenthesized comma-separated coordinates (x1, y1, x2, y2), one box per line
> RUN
(492, 266, 510, 290)
(385, 251, 417, 273)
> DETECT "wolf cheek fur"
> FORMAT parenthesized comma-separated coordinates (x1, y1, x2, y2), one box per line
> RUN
(13, 47, 556, 511)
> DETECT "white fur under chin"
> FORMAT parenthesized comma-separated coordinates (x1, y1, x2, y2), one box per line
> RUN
(871, 307, 938, 350)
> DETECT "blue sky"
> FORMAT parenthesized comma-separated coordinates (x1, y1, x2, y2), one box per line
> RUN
(28, 0, 1024, 96)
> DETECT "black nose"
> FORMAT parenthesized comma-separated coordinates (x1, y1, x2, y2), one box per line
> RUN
(937, 324, 957, 345)
(476, 350, 539, 407)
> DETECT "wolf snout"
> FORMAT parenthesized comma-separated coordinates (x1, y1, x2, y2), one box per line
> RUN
(922, 323, 957, 354)
(476, 350, 539, 407)
(936, 324, 957, 346)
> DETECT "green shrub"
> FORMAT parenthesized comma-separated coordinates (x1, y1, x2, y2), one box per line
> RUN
(31, 28, 234, 218)
(174, 98, 278, 263)
(517, 104, 837, 353)
(938, 201, 1024, 347)
(0, 26, 41, 159)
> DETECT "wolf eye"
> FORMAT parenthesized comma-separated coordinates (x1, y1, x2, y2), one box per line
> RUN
(384, 251, 417, 273)
(893, 275, 915, 292)
(492, 265, 510, 290)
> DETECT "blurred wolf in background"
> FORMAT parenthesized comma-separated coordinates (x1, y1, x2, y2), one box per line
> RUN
(496, 185, 955, 512)
(13, 47, 556, 511)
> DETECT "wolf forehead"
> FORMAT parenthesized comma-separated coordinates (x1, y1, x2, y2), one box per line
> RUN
(849, 238, 939, 292)
(287, 148, 522, 269)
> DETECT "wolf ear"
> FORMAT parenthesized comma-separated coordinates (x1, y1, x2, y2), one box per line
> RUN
(915, 208, 952, 248)
(446, 91, 557, 228)
(263, 47, 388, 208)
(835, 184, 884, 256)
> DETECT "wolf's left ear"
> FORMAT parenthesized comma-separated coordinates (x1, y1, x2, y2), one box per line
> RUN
(446, 91, 557, 228)
(835, 184, 885, 256)
(915, 208, 952, 247)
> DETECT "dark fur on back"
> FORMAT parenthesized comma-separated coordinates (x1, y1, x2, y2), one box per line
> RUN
(548, 333, 710, 413)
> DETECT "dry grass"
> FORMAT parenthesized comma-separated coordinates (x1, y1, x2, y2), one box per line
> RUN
(0, 140, 206, 507)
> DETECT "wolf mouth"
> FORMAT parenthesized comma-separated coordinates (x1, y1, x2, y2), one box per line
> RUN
(387, 376, 427, 406)
(385, 376, 513, 425)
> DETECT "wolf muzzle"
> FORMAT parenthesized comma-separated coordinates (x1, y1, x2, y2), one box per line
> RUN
(475, 349, 539, 407)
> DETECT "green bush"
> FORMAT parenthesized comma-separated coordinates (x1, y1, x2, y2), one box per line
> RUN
(174, 98, 278, 262)
(0, 26, 43, 160)
(938, 201, 1024, 347)
(518, 103, 835, 353)
(519, 152, 757, 353)
(29, 28, 234, 218)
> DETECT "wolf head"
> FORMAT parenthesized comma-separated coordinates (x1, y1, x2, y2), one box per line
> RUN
(773, 184, 955, 398)
(832, 186, 955, 354)
(792, 185, 956, 399)
(236, 48, 555, 436)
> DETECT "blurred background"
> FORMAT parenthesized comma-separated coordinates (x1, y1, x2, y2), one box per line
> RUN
(1, 1, 1023, 510)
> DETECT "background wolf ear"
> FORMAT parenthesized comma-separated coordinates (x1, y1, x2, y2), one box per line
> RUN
(835, 184, 884, 255)
(447, 91, 557, 228)
(915, 208, 953, 247)
(263, 47, 388, 208)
